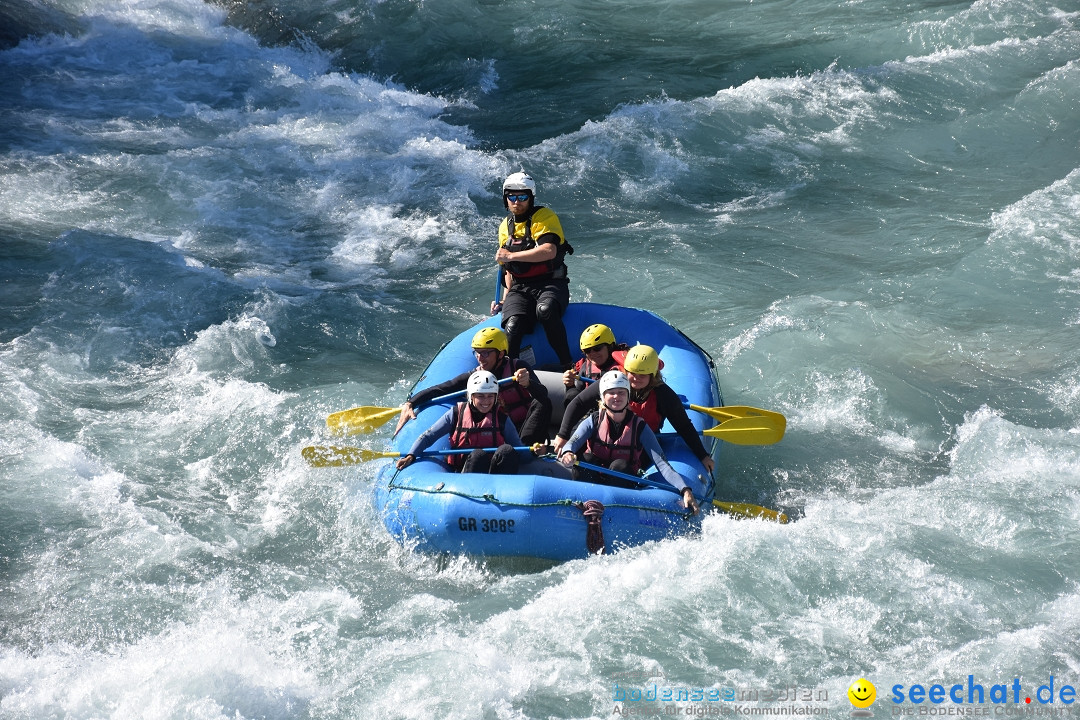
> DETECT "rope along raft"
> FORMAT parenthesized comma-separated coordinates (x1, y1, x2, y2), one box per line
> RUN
(388, 472, 692, 555)
(386, 474, 693, 518)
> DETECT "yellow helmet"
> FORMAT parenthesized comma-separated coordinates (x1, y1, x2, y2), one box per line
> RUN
(623, 344, 660, 375)
(579, 323, 616, 351)
(471, 327, 508, 353)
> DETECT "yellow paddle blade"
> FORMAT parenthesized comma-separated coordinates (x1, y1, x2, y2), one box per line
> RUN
(702, 417, 785, 445)
(689, 404, 786, 434)
(713, 500, 789, 524)
(325, 405, 400, 436)
(302, 445, 401, 467)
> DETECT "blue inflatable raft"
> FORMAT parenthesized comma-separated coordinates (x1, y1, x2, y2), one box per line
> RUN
(373, 302, 723, 561)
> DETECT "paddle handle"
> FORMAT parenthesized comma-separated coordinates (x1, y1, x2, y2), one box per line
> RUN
(492, 267, 504, 315)
(416, 445, 532, 457)
(551, 457, 682, 496)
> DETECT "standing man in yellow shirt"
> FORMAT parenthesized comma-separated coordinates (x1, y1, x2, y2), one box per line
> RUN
(491, 171, 574, 369)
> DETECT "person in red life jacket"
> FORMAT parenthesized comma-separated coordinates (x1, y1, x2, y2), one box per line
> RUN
(561, 323, 630, 406)
(490, 171, 574, 369)
(396, 370, 531, 474)
(558, 371, 699, 514)
(551, 344, 716, 476)
(393, 327, 552, 445)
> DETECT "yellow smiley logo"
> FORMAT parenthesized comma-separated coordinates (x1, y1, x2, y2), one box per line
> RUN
(848, 678, 876, 709)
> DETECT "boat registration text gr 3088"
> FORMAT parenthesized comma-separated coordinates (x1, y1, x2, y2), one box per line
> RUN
(457, 516, 516, 533)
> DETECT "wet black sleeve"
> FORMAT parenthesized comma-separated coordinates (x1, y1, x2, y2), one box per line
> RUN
(524, 366, 549, 404)
(558, 381, 600, 438)
(655, 384, 710, 460)
(408, 371, 471, 406)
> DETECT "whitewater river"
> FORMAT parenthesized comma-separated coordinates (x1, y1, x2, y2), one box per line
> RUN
(2, 0, 1079, 717)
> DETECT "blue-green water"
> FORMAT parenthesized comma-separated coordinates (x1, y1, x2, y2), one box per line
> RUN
(2, 0, 1079, 717)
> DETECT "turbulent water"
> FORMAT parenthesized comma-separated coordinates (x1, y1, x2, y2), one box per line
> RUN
(2, 0, 1080, 717)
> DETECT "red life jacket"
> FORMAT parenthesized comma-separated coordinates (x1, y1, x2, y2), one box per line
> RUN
(502, 208, 570, 281)
(573, 345, 630, 380)
(448, 401, 507, 469)
(493, 357, 533, 426)
(629, 388, 663, 432)
(586, 409, 646, 474)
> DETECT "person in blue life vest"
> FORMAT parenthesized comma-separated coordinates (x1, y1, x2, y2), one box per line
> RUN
(490, 171, 574, 369)
(558, 370, 699, 514)
(552, 344, 716, 477)
(393, 327, 552, 445)
(396, 370, 536, 474)
(561, 323, 631, 406)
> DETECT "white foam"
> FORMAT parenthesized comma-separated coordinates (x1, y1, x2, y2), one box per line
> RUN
(0, 0, 501, 294)
(0, 590, 324, 719)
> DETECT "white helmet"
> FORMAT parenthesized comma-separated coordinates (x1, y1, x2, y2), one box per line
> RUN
(598, 370, 630, 396)
(467, 370, 499, 399)
(502, 171, 536, 205)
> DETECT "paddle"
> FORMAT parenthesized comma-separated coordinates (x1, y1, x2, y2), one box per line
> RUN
(303, 444, 533, 468)
(325, 377, 516, 436)
(560, 458, 787, 522)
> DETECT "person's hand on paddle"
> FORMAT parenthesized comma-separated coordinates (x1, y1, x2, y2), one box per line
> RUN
(513, 367, 530, 388)
(395, 454, 415, 470)
(681, 487, 700, 515)
(530, 443, 553, 457)
(561, 368, 579, 388)
(558, 450, 576, 468)
(490, 300, 502, 315)
(551, 435, 568, 455)
(393, 402, 415, 436)
(700, 456, 715, 476)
